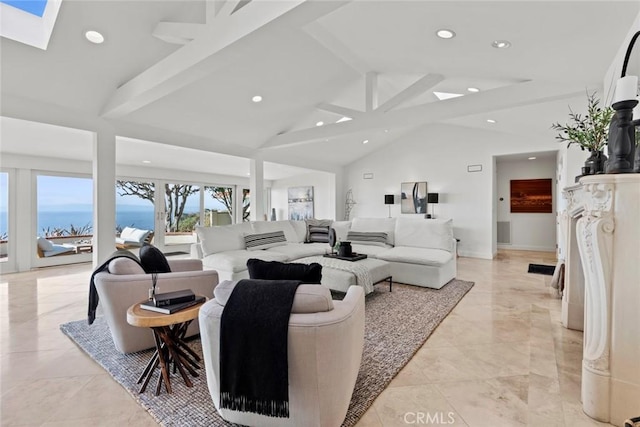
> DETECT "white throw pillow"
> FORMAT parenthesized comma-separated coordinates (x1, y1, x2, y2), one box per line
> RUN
(124, 228, 150, 243)
(120, 227, 136, 239)
(331, 221, 351, 242)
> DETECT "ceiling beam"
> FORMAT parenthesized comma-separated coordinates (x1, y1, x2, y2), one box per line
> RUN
(262, 81, 584, 149)
(304, 21, 371, 74)
(316, 102, 364, 118)
(101, 0, 349, 119)
(365, 71, 378, 112)
(152, 22, 206, 45)
(376, 73, 444, 112)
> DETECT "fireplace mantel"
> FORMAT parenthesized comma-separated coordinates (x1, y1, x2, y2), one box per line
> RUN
(574, 174, 640, 425)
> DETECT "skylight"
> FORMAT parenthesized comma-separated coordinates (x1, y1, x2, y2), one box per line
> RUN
(433, 91, 464, 101)
(0, 0, 62, 50)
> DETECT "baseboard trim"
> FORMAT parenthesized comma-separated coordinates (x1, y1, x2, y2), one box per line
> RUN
(498, 244, 556, 252)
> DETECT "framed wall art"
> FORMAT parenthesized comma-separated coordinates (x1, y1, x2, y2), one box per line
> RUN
(510, 179, 552, 213)
(401, 182, 427, 214)
(288, 186, 314, 220)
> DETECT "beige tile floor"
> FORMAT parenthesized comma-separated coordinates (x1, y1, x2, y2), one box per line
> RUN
(0, 251, 611, 426)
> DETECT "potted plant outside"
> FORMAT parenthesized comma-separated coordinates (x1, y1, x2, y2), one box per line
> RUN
(551, 92, 614, 178)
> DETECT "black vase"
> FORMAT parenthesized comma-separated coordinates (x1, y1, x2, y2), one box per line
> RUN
(338, 241, 353, 257)
(585, 150, 607, 175)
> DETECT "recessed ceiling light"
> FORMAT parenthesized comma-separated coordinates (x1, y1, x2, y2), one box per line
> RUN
(528, 157, 537, 160)
(467, 87, 480, 93)
(246, 172, 250, 176)
(491, 40, 511, 49)
(487, 119, 496, 123)
(362, 139, 369, 144)
(142, 160, 151, 164)
(316, 121, 324, 126)
(85, 30, 104, 44)
(384, 129, 389, 133)
(336, 116, 352, 123)
(252, 95, 262, 103)
(436, 29, 456, 39)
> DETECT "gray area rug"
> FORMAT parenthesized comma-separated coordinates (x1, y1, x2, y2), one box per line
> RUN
(61, 280, 474, 426)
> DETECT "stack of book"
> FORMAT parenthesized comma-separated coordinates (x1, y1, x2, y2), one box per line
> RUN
(140, 289, 205, 314)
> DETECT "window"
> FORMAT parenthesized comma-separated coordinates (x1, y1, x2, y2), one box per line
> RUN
(242, 188, 250, 222)
(164, 183, 199, 245)
(204, 186, 233, 226)
(115, 180, 155, 233)
(37, 175, 93, 238)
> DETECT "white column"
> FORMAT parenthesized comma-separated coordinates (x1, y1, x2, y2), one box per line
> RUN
(576, 175, 640, 426)
(249, 158, 265, 221)
(92, 124, 116, 268)
(14, 169, 32, 272)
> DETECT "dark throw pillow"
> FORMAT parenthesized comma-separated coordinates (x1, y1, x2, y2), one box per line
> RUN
(246, 259, 322, 284)
(139, 244, 171, 274)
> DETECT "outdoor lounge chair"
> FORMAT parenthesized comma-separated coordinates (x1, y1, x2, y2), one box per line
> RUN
(115, 227, 154, 250)
(36, 237, 76, 257)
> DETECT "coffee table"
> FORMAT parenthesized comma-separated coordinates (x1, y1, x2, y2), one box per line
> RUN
(126, 297, 206, 395)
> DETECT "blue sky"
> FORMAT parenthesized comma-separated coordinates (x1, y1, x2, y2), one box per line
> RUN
(0, 172, 8, 211)
(35, 176, 225, 212)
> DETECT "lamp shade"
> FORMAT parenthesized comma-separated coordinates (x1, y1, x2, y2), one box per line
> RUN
(427, 193, 439, 204)
(384, 194, 395, 205)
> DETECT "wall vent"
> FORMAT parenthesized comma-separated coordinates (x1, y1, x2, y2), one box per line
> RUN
(497, 221, 511, 244)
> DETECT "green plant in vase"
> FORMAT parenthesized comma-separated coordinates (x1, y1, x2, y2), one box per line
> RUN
(551, 92, 614, 175)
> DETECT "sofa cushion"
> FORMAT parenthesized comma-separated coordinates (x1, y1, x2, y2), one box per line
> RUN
(266, 243, 327, 259)
(289, 220, 308, 243)
(351, 218, 396, 245)
(139, 245, 171, 273)
(196, 223, 252, 256)
(246, 259, 322, 283)
(346, 231, 388, 247)
(203, 250, 289, 273)
(214, 280, 333, 313)
(376, 246, 453, 266)
(395, 218, 454, 252)
(331, 221, 351, 241)
(350, 243, 393, 257)
(244, 231, 287, 251)
(251, 220, 299, 243)
(108, 258, 145, 275)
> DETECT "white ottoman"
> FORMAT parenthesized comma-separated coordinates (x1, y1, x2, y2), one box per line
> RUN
(297, 256, 392, 294)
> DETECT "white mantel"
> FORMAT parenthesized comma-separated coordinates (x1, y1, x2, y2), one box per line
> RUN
(574, 174, 640, 425)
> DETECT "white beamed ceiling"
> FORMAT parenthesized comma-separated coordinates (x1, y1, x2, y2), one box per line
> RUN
(1, 0, 639, 170)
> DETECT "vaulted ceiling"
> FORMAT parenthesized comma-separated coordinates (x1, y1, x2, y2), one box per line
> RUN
(1, 0, 638, 176)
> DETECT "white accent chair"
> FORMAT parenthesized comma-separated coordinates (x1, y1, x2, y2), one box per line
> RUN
(94, 258, 218, 353)
(199, 282, 365, 427)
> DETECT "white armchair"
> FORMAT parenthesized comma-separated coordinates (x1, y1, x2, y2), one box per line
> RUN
(199, 283, 365, 427)
(94, 258, 218, 353)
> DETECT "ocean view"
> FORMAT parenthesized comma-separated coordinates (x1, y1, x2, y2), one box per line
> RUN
(35, 210, 157, 235)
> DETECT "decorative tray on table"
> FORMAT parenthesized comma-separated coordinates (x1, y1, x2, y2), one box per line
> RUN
(323, 253, 368, 262)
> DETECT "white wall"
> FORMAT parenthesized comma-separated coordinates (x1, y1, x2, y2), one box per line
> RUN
(496, 158, 557, 251)
(271, 171, 336, 221)
(344, 123, 559, 259)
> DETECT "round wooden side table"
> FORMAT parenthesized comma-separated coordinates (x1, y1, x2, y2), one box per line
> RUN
(127, 297, 207, 395)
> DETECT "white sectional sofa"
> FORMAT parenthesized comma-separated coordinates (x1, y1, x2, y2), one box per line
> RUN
(191, 217, 457, 290)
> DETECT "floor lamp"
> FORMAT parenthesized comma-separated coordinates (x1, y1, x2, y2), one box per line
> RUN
(427, 193, 439, 218)
(384, 194, 394, 218)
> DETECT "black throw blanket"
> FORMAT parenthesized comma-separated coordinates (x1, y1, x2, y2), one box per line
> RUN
(219, 279, 302, 418)
(87, 250, 143, 325)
